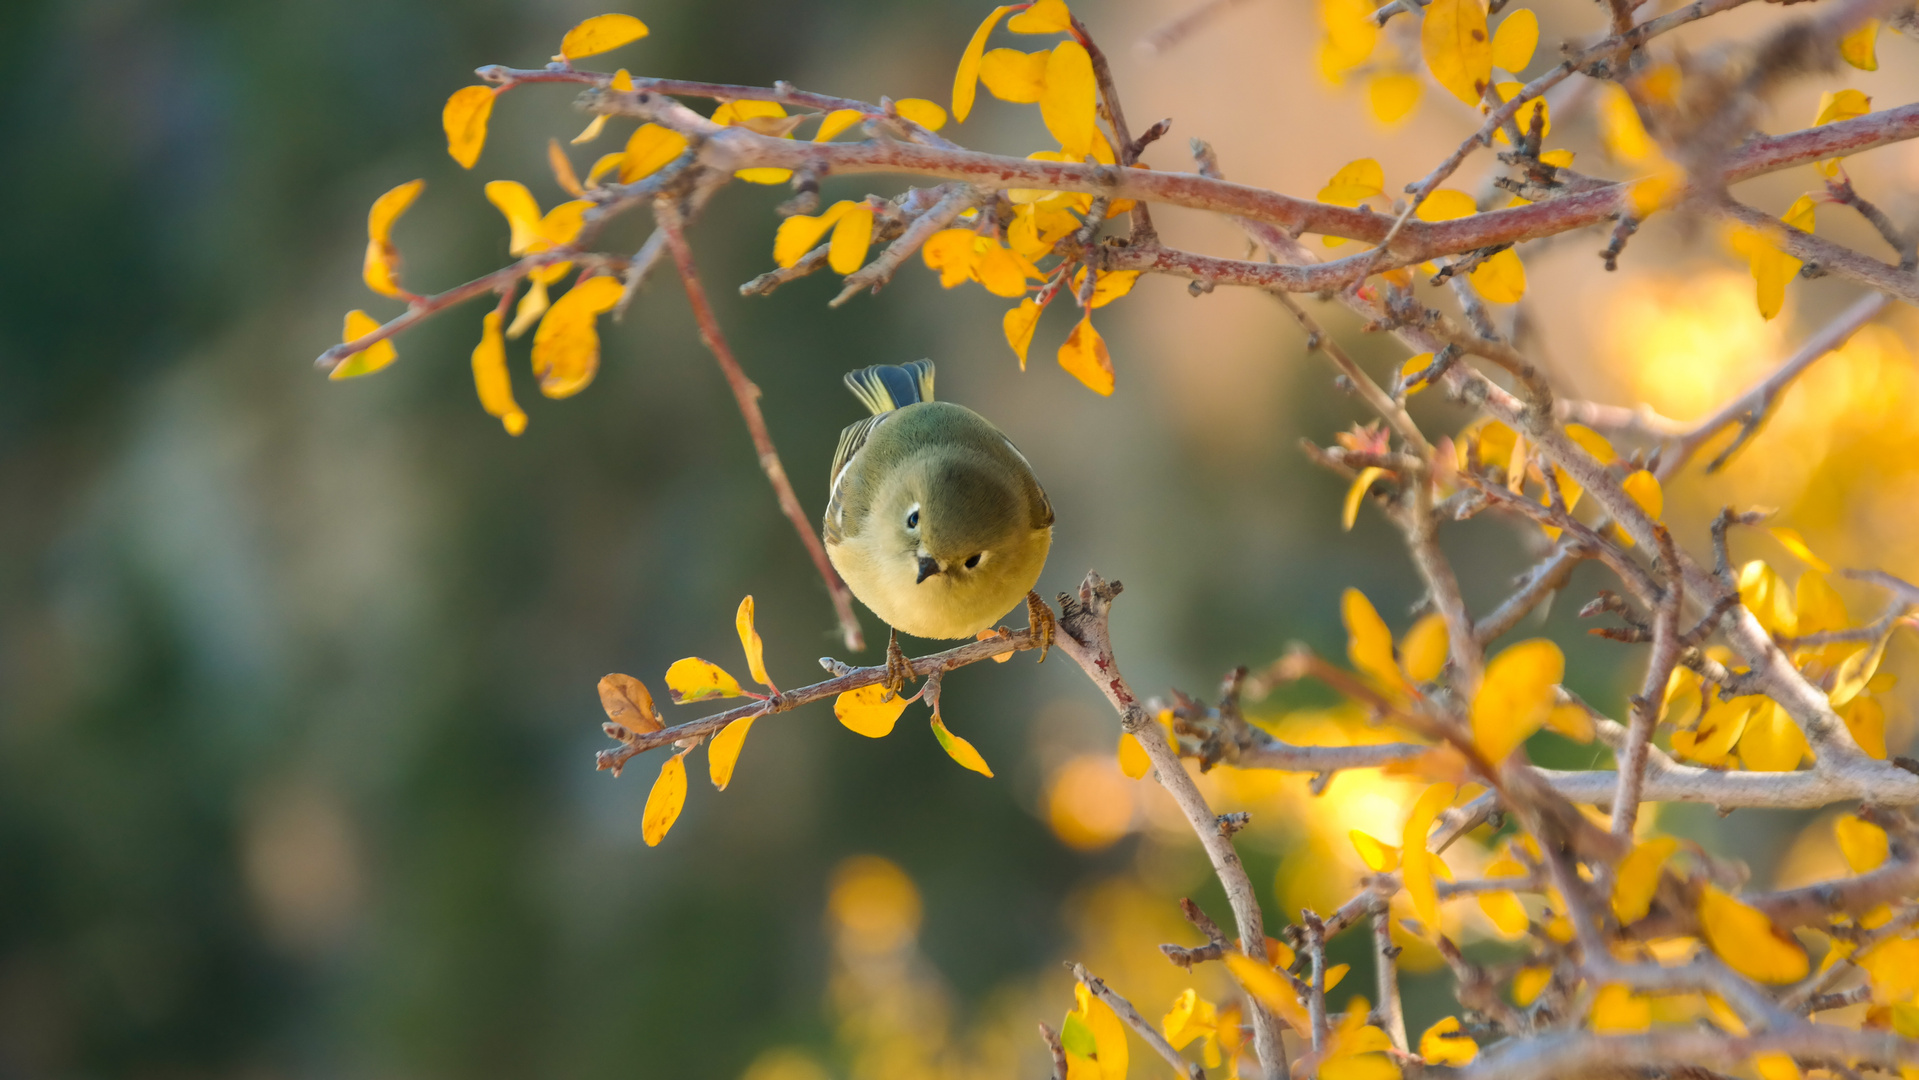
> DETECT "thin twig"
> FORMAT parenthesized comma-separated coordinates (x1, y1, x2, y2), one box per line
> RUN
(1073, 964, 1205, 1080)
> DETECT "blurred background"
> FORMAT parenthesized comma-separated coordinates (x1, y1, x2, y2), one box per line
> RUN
(2, 0, 1916, 1076)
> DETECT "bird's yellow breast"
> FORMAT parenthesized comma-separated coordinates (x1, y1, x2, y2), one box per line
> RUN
(827, 524, 1051, 640)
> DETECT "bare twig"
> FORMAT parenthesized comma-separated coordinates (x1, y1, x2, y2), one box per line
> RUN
(1073, 964, 1205, 1080)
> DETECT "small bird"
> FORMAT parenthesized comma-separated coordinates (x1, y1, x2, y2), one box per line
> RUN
(823, 361, 1054, 682)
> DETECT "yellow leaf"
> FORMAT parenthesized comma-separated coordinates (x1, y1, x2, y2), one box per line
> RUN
(1738, 561, 1798, 636)
(1469, 248, 1526, 303)
(1698, 884, 1809, 984)
(620, 123, 689, 183)
(1402, 781, 1457, 933)
(1860, 936, 1919, 1002)
(507, 276, 550, 340)
(1320, 0, 1381, 81)
(1733, 196, 1814, 320)
(1417, 189, 1478, 221)
(1368, 73, 1422, 125)
(814, 108, 864, 142)
(1400, 613, 1448, 682)
(923, 228, 980, 288)
(585, 151, 625, 187)
(1491, 8, 1537, 72)
(829, 204, 875, 275)
(1040, 41, 1098, 159)
(1545, 703, 1595, 743)
(1668, 697, 1748, 766)
(1070, 268, 1139, 309)
(1540, 148, 1575, 168)
(894, 98, 948, 131)
(331, 310, 397, 380)
(1512, 966, 1550, 1005)
(1324, 963, 1350, 990)
(485, 180, 544, 256)
(1839, 20, 1879, 70)
(773, 201, 852, 268)
(1058, 314, 1114, 396)
(1323, 1056, 1401, 1080)
(1471, 639, 1563, 763)
(1615, 470, 1661, 546)
(1836, 816, 1889, 873)
(547, 139, 585, 198)
(708, 716, 756, 790)
(442, 85, 495, 169)
(535, 200, 592, 249)
(1739, 701, 1809, 772)
(560, 14, 649, 60)
(735, 167, 796, 185)
(1117, 732, 1151, 779)
(362, 179, 425, 299)
(1754, 1055, 1803, 1080)
(1565, 422, 1617, 466)
(953, 6, 1016, 123)
(735, 596, 769, 687)
(664, 657, 746, 703)
(980, 47, 1050, 103)
(571, 113, 608, 146)
(1420, 1016, 1478, 1066)
(931, 714, 993, 776)
(470, 310, 526, 436)
(1224, 953, 1311, 1035)
(1343, 589, 1404, 690)
(1320, 158, 1386, 205)
(1814, 88, 1873, 129)
(1350, 829, 1400, 872)
(1769, 528, 1832, 573)
(1009, 0, 1074, 33)
(977, 242, 1034, 298)
(597, 672, 663, 733)
(642, 748, 689, 846)
(1598, 85, 1655, 163)
(1422, 0, 1493, 106)
(1003, 298, 1043, 368)
(1399, 353, 1434, 396)
(1343, 466, 1384, 531)
(1479, 889, 1529, 938)
(1612, 836, 1680, 924)
(1841, 695, 1887, 759)
(530, 275, 623, 399)
(835, 684, 909, 738)
(1591, 983, 1651, 1032)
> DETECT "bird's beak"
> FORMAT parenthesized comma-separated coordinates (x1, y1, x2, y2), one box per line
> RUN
(915, 555, 941, 584)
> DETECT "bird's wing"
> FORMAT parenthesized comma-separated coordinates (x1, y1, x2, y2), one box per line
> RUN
(1002, 435, 1054, 528)
(823, 413, 887, 543)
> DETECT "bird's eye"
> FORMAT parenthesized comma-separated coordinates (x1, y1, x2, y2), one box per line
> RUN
(964, 553, 982, 569)
(906, 508, 919, 529)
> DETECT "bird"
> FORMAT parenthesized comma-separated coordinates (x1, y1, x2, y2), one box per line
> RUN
(822, 360, 1054, 688)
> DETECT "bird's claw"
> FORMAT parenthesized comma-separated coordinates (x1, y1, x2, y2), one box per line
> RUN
(881, 628, 914, 700)
(1026, 591, 1056, 664)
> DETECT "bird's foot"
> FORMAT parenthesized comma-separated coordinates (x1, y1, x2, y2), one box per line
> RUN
(1026, 591, 1056, 664)
(881, 628, 915, 700)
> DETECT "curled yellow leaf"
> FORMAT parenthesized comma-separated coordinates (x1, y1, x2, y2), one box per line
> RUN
(585, 151, 625, 188)
(664, 657, 746, 703)
(829, 204, 875, 275)
(531, 275, 623, 399)
(836, 684, 909, 738)
(814, 108, 864, 142)
(931, 714, 993, 776)
(1420, 1016, 1478, 1065)
(621, 123, 690, 183)
(442, 85, 495, 169)
(1839, 20, 1879, 70)
(1421, 0, 1493, 106)
(736, 596, 769, 687)
(1039, 40, 1097, 159)
(1057, 314, 1113, 395)
(1003, 298, 1043, 368)
(331, 310, 397, 380)
(1612, 836, 1680, 924)
(1009, 0, 1074, 33)
(773, 201, 852, 268)
(894, 98, 948, 131)
(470, 310, 526, 436)
(1350, 829, 1400, 872)
(708, 716, 756, 790)
(1698, 884, 1808, 984)
(1402, 781, 1457, 934)
(1770, 527, 1832, 573)
(363, 179, 425, 298)
(642, 748, 689, 846)
(952, 6, 1016, 123)
(598, 673, 663, 734)
(1471, 639, 1563, 763)
(560, 14, 649, 60)
(1344, 466, 1384, 531)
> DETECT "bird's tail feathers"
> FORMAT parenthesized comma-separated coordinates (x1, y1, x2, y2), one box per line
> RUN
(844, 360, 935, 416)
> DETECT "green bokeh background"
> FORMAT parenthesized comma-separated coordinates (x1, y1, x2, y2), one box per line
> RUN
(7, 0, 1881, 1074)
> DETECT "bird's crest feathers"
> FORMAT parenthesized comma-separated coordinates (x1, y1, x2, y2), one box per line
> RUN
(844, 361, 935, 416)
